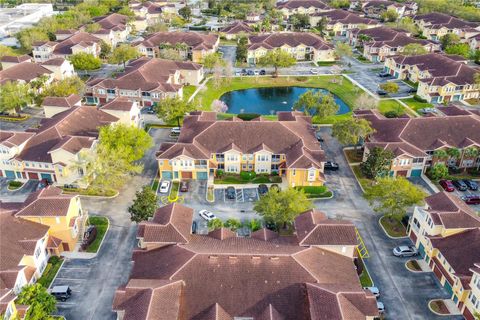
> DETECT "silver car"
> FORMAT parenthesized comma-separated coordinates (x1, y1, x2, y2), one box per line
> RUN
(393, 245, 418, 257)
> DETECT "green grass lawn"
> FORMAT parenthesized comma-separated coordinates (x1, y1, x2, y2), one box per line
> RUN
(400, 97, 433, 112)
(214, 174, 282, 184)
(86, 216, 109, 253)
(183, 85, 197, 102)
(62, 186, 116, 197)
(378, 99, 408, 115)
(37, 256, 63, 288)
(359, 269, 373, 287)
(151, 177, 159, 192)
(344, 149, 364, 163)
(169, 181, 180, 200)
(351, 165, 374, 191)
(379, 216, 407, 238)
(294, 186, 332, 198)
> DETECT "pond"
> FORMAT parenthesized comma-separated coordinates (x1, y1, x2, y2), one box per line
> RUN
(219, 87, 350, 115)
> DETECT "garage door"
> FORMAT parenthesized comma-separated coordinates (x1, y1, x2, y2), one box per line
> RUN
(411, 169, 422, 177)
(397, 170, 408, 177)
(418, 243, 425, 258)
(161, 171, 172, 180)
(444, 280, 453, 297)
(197, 172, 208, 180)
(5, 170, 16, 179)
(181, 171, 193, 179)
(40, 173, 52, 182)
(28, 172, 39, 180)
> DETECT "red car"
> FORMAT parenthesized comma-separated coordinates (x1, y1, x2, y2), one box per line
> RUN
(463, 195, 480, 205)
(439, 180, 455, 192)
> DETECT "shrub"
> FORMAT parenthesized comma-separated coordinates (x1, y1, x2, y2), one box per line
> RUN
(8, 180, 23, 188)
(240, 171, 256, 181)
(384, 110, 402, 118)
(237, 113, 260, 121)
(427, 163, 448, 180)
(270, 176, 283, 183)
(224, 218, 241, 231)
(216, 169, 224, 177)
(413, 94, 427, 103)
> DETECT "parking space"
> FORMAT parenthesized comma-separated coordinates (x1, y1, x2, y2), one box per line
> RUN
(348, 68, 414, 98)
(50, 259, 96, 316)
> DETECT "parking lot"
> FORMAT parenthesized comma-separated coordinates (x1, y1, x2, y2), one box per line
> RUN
(348, 70, 414, 98)
(213, 186, 260, 203)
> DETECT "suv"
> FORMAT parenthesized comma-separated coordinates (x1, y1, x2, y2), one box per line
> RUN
(324, 161, 339, 171)
(81, 225, 97, 251)
(452, 179, 468, 191)
(50, 286, 72, 302)
(462, 195, 480, 205)
(378, 71, 390, 77)
(258, 184, 268, 196)
(226, 186, 236, 200)
(463, 179, 478, 191)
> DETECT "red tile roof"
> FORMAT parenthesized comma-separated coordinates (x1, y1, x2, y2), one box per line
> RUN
(248, 32, 333, 51)
(276, 0, 329, 10)
(0, 62, 52, 84)
(14, 186, 75, 218)
(136, 31, 218, 51)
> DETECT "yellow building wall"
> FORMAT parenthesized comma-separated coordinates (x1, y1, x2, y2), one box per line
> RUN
(286, 168, 324, 187)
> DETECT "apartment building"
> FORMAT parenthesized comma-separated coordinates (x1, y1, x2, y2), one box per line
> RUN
(0, 104, 137, 187)
(409, 192, 480, 319)
(247, 32, 335, 64)
(349, 26, 439, 62)
(32, 32, 102, 63)
(42, 94, 82, 118)
(134, 31, 219, 63)
(157, 111, 326, 187)
(90, 13, 132, 47)
(0, 55, 31, 70)
(310, 9, 380, 36)
(114, 203, 379, 320)
(219, 21, 253, 40)
(360, 0, 412, 19)
(414, 12, 480, 42)
(383, 53, 480, 103)
(276, 0, 330, 18)
(85, 57, 203, 106)
(0, 57, 75, 85)
(354, 108, 480, 178)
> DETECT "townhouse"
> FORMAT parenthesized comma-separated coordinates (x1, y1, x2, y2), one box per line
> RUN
(114, 203, 379, 319)
(32, 32, 102, 63)
(157, 111, 326, 188)
(247, 32, 335, 64)
(0, 54, 31, 70)
(85, 57, 203, 106)
(129, 1, 164, 31)
(0, 104, 137, 187)
(0, 57, 75, 85)
(414, 12, 480, 42)
(349, 26, 439, 62)
(42, 94, 82, 118)
(0, 288, 28, 320)
(310, 9, 380, 36)
(360, 0, 410, 19)
(133, 31, 219, 63)
(276, 0, 331, 19)
(354, 108, 480, 178)
(90, 13, 131, 47)
(219, 21, 253, 40)
(408, 192, 480, 319)
(383, 53, 480, 103)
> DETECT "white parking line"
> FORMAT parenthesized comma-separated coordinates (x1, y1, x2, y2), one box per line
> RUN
(56, 302, 76, 307)
(54, 278, 86, 281)
(60, 267, 90, 270)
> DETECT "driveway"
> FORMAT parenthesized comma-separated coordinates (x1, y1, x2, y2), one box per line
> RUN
(218, 45, 236, 65)
(0, 106, 44, 131)
(316, 127, 461, 320)
(51, 128, 169, 320)
(0, 179, 39, 202)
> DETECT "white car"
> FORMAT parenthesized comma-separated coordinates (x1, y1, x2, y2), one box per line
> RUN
(310, 68, 318, 74)
(170, 127, 181, 136)
(159, 181, 170, 193)
(363, 286, 380, 298)
(376, 301, 385, 314)
(199, 209, 216, 221)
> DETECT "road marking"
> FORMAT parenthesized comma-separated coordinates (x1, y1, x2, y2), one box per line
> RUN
(53, 278, 86, 281)
(60, 267, 90, 270)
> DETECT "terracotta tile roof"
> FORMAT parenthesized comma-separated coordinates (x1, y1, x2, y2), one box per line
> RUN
(15, 186, 75, 217)
(7, 105, 118, 163)
(0, 131, 35, 148)
(313, 9, 378, 26)
(157, 111, 325, 169)
(42, 94, 81, 108)
(87, 57, 197, 93)
(131, 1, 164, 14)
(0, 55, 31, 63)
(0, 289, 16, 314)
(47, 236, 63, 248)
(354, 109, 480, 160)
(248, 32, 333, 51)
(0, 211, 49, 272)
(414, 12, 479, 30)
(100, 97, 135, 111)
(220, 21, 253, 35)
(41, 57, 68, 66)
(276, 0, 329, 10)
(429, 228, 480, 278)
(294, 209, 358, 246)
(0, 62, 52, 84)
(136, 31, 218, 51)
(44, 32, 102, 55)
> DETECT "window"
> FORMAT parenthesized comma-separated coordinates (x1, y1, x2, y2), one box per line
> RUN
(307, 169, 316, 182)
(413, 158, 423, 164)
(107, 89, 115, 94)
(272, 154, 281, 161)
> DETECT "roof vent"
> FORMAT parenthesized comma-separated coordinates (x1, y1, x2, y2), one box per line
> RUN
(270, 256, 279, 260)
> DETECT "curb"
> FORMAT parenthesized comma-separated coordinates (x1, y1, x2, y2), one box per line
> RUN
(47, 258, 66, 290)
(310, 191, 334, 200)
(206, 186, 215, 203)
(378, 216, 408, 239)
(92, 216, 110, 255)
(404, 259, 428, 273)
(428, 300, 453, 317)
(77, 191, 119, 199)
(6, 182, 26, 192)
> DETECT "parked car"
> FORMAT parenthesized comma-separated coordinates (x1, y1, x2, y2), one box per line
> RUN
(378, 71, 390, 77)
(37, 179, 51, 190)
(393, 245, 418, 257)
(191, 221, 197, 234)
(376, 89, 388, 96)
(310, 68, 318, 74)
(315, 131, 324, 142)
(258, 184, 268, 196)
(259, 69, 266, 75)
(170, 127, 181, 136)
(462, 195, 480, 205)
(463, 179, 478, 191)
(364, 287, 380, 298)
(253, 70, 260, 75)
(81, 225, 97, 251)
(159, 181, 170, 193)
(180, 181, 189, 192)
(324, 161, 339, 171)
(452, 179, 468, 191)
(145, 106, 156, 114)
(50, 286, 72, 302)
(418, 108, 437, 115)
(247, 70, 255, 76)
(240, 68, 247, 76)
(226, 186, 236, 200)
(439, 180, 455, 192)
(407, 87, 417, 94)
(199, 209, 216, 221)
(376, 301, 385, 314)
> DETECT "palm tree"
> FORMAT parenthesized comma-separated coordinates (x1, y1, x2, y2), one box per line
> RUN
(433, 149, 448, 159)
(463, 147, 479, 171)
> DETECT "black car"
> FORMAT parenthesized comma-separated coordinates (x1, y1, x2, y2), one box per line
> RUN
(324, 161, 339, 171)
(407, 87, 417, 94)
(51, 286, 72, 302)
(258, 184, 268, 196)
(247, 70, 255, 76)
(226, 186, 236, 199)
(378, 71, 390, 77)
(191, 221, 197, 234)
(377, 89, 388, 96)
(315, 131, 324, 142)
(463, 179, 478, 191)
(259, 69, 266, 75)
(452, 179, 468, 191)
(81, 225, 97, 250)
